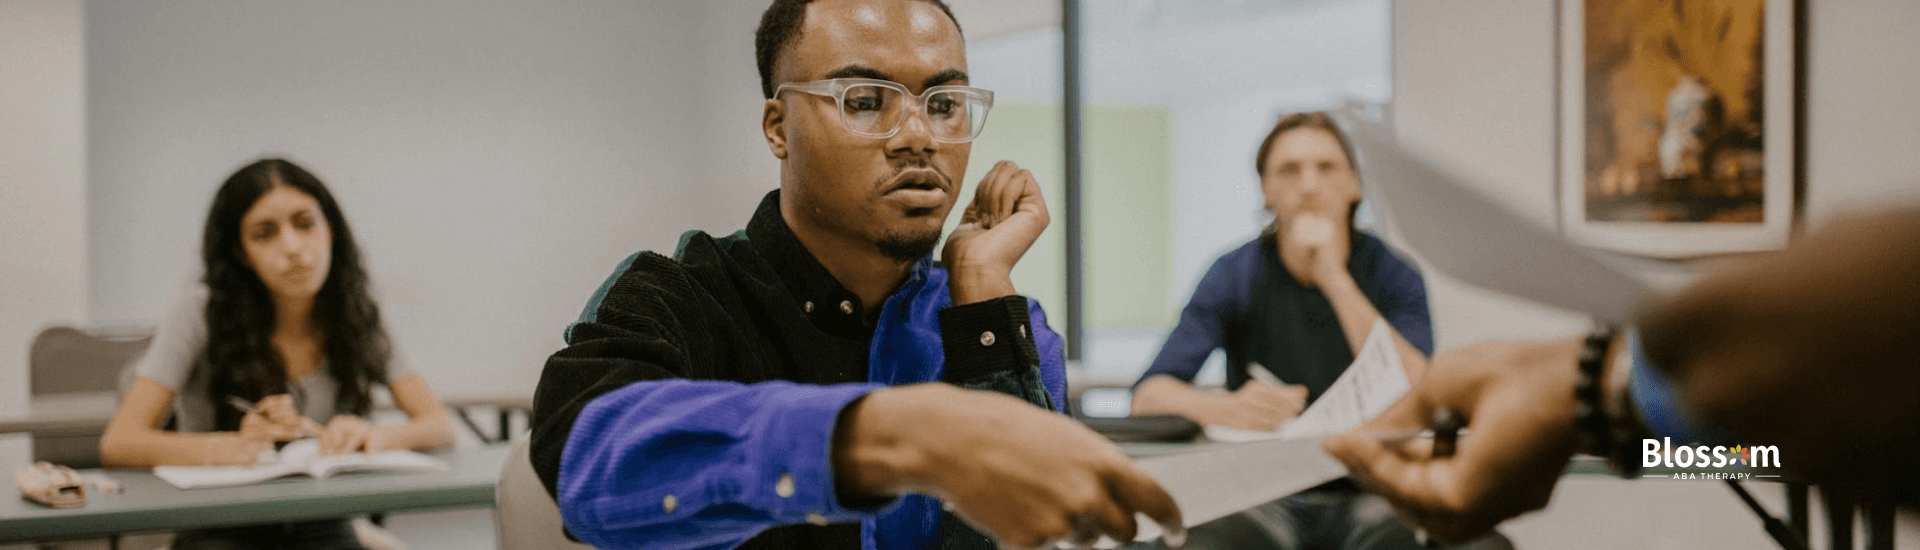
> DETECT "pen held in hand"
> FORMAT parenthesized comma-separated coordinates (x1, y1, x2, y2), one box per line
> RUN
(227, 395, 322, 437)
(1368, 407, 1466, 459)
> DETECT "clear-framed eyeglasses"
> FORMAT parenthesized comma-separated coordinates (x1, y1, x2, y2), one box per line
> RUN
(775, 78, 995, 143)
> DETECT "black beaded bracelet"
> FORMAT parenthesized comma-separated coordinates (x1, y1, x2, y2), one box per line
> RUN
(1571, 324, 1620, 469)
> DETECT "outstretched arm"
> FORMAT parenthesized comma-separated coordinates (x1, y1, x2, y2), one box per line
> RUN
(1325, 208, 1920, 542)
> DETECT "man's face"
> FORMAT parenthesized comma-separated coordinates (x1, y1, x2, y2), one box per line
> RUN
(1260, 127, 1360, 229)
(767, 0, 970, 262)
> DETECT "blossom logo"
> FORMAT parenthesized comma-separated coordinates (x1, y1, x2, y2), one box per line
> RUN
(1642, 437, 1782, 480)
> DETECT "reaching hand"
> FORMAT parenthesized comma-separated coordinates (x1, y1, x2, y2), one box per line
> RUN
(836, 385, 1185, 549)
(1189, 380, 1308, 431)
(317, 415, 385, 455)
(1322, 337, 1586, 543)
(942, 160, 1049, 305)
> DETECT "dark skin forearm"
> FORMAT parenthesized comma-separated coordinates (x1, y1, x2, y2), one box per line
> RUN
(832, 385, 1185, 547)
(1640, 209, 1920, 497)
(1324, 209, 1920, 544)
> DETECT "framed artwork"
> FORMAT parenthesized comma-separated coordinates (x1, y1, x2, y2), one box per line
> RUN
(1558, 0, 1804, 258)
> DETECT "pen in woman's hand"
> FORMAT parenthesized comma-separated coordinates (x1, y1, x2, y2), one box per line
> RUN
(229, 395, 321, 437)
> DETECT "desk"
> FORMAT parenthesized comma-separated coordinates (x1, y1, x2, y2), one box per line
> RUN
(0, 392, 121, 468)
(0, 391, 533, 445)
(437, 393, 534, 444)
(0, 444, 509, 543)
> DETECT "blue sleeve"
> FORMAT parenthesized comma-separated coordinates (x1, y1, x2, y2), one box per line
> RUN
(557, 379, 889, 550)
(1139, 247, 1254, 384)
(1028, 299, 1068, 411)
(1370, 246, 1434, 357)
(1624, 330, 1735, 446)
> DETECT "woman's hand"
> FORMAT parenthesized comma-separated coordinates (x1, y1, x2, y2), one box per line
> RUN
(238, 394, 310, 442)
(317, 415, 388, 455)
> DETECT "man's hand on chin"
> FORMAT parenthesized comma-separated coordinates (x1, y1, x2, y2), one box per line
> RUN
(943, 160, 1049, 305)
(1279, 213, 1351, 289)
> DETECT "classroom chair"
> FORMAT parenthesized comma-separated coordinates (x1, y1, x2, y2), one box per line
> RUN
(496, 437, 592, 550)
(28, 325, 154, 469)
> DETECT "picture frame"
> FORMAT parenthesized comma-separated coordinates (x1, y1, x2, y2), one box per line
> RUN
(1558, 0, 1805, 258)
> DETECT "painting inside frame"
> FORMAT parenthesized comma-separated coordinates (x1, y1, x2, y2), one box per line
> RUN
(1559, 0, 1799, 258)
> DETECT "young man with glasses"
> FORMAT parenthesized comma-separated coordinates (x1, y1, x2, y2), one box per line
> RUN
(528, 1, 1184, 549)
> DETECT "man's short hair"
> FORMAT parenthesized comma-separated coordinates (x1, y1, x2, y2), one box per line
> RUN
(755, 0, 964, 99)
(1254, 112, 1361, 180)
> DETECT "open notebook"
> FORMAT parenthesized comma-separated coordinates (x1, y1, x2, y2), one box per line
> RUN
(153, 438, 449, 489)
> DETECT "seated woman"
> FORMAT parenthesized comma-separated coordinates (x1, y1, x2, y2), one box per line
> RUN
(101, 158, 454, 550)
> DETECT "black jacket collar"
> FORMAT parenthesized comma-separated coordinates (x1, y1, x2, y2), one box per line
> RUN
(744, 190, 871, 323)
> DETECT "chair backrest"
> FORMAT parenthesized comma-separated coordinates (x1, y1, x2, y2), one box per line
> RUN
(29, 326, 154, 396)
(27, 326, 154, 469)
(497, 438, 594, 550)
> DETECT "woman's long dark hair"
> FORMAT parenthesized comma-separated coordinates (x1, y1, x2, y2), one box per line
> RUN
(194, 158, 390, 431)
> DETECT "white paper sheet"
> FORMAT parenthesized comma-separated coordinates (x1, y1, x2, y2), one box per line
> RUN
(1203, 318, 1409, 443)
(1278, 318, 1409, 440)
(1332, 112, 1653, 323)
(153, 439, 448, 489)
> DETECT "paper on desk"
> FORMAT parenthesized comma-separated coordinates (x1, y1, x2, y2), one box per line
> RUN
(1204, 318, 1409, 443)
(154, 439, 447, 489)
(1331, 112, 1652, 323)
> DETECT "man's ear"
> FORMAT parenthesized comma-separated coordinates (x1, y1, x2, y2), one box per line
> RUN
(762, 98, 789, 160)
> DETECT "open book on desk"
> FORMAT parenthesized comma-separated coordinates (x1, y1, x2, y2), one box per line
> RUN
(1204, 317, 1410, 443)
(154, 438, 449, 489)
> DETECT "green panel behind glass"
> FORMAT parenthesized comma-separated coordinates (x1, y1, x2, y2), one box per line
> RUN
(949, 102, 1174, 344)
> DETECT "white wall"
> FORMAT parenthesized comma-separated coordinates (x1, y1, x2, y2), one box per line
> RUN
(688, 0, 785, 234)
(1157, 0, 1391, 316)
(1389, 0, 1593, 349)
(0, 0, 89, 467)
(86, 0, 710, 398)
(1803, 2, 1920, 219)
(76, 0, 1110, 401)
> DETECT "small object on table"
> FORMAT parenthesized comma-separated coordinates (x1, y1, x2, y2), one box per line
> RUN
(16, 461, 88, 508)
(83, 473, 123, 494)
